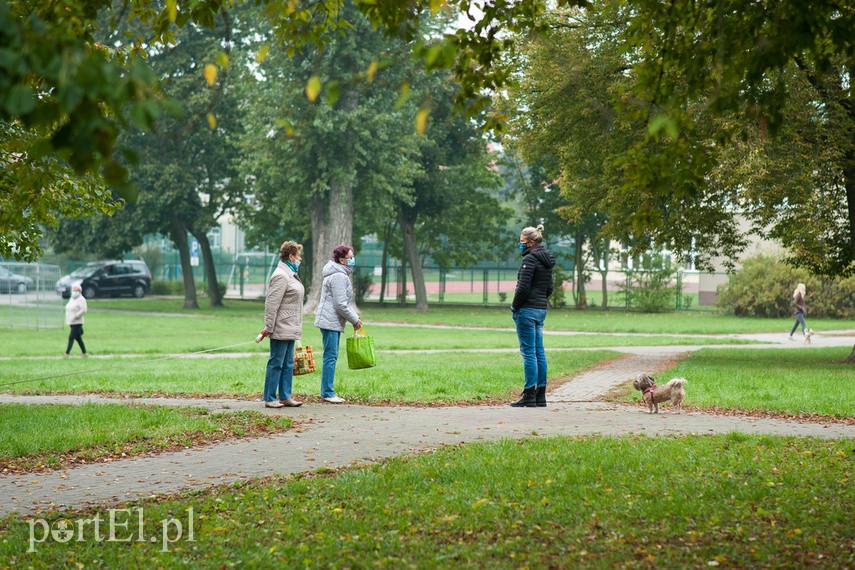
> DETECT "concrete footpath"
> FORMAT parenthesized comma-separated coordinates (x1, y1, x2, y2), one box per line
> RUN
(2, 339, 855, 518)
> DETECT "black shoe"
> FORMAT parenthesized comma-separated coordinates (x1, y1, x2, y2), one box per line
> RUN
(535, 385, 547, 407)
(510, 387, 537, 407)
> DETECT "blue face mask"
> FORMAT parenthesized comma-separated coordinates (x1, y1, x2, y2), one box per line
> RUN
(347, 257, 356, 267)
(518, 242, 527, 252)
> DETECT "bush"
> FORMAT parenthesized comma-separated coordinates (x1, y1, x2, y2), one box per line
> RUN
(353, 269, 373, 304)
(716, 255, 855, 318)
(548, 268, 567, 308)
(150, 280, 184, 295)
(618, 254, 676, 313)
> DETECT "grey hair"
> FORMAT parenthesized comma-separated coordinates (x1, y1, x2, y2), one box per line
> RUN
(521, 224, 545, 245)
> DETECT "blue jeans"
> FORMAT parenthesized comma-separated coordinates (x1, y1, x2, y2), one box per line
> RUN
(320, 329, 341, 398)
(790, 311, 807, 336)
(513, 307, 547, 389)
(264, 339, 295, 401)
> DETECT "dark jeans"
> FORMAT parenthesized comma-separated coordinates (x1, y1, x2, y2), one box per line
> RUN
(790, 311, 807, 336)
(66, 324, 86, 354)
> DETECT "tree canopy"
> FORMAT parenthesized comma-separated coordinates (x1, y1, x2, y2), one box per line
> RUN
(2, 0, 854, 277)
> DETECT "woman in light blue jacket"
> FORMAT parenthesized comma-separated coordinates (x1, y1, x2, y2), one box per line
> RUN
(314, 245, 362, 403)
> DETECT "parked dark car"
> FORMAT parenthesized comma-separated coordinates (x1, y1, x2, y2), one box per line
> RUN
(0, 266, 34, 294)
(56, 260, 152, 299)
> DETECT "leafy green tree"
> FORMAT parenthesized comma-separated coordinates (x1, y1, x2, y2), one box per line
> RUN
(238, 3, 420, 312)
(49, 9, 245, 308)
(621, 0, 855, 276)
(394, 76, 508, 311)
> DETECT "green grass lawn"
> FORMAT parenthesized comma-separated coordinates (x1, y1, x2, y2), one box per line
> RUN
(0, 350, 618, 402)
(1, 434, 851, 568)
(0, 404, 292, 472)
(615, 347, 855, 418)
(0, 311, 760, 358)
(73, 297, 855, 333)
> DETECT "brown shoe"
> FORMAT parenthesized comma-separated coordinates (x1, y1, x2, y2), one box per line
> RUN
(279, 398, 302, 407)
(264, 400, 285, 408)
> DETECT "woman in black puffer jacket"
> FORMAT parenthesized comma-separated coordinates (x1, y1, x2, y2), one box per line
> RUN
(510, 224, 555, 408)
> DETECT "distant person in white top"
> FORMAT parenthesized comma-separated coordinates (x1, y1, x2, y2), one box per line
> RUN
(64, 283, 88, 357)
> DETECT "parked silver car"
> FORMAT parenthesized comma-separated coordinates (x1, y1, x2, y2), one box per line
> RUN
(0, 266, 35, 293)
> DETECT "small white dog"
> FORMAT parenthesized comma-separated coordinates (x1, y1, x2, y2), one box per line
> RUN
(632, 373, 687, 414)
(804, 329, 814, 344)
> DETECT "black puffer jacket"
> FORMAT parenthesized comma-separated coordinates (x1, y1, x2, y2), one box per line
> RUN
(512, 246, 556, 311)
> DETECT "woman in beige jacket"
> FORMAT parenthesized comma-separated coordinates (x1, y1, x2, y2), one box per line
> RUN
(261, 241, 305, 408)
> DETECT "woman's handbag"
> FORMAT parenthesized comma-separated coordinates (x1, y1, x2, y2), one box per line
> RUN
(346, 327, 376, 370)
(293, 341, 316, 375)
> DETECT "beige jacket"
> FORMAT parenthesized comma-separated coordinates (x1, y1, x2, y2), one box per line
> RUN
(264, 261, 304, 340)
(65, 295, 87, 325)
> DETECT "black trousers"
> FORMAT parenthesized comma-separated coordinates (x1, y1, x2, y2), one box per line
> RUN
(66, 324, 86, 354)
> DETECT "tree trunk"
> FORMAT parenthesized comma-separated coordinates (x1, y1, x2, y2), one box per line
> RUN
(574, 230, 587, 309)
(594, 239, 610, 309)
(399, 211, 428, 311)
(399, 249, 408, 305)
(191, 228, 223, 307)
(379, 221, 393, 303)
(303, 180, 355, 314)
(170, 214, 198, 309)
(845, 344, 855, 364)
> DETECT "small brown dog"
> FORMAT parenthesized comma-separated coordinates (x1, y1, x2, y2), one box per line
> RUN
(632, 373, 687, 414)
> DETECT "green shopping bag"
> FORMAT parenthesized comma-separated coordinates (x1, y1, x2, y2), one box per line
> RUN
(346, 327, 376, 370)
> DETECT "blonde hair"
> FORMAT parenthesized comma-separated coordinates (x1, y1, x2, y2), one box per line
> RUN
(793, 283, 806, 298)
(521, 224, 545, 245)
(279, 241, 303, 262)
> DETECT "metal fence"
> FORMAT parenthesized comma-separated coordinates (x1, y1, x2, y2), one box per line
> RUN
(0, 263, 63, 329)
(357, 265, 727, 310)
(55, 253, 730, 310)
(150, 256, 726, 310)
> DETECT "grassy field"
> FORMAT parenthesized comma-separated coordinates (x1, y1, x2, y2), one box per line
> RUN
(613, 346, 855, 418)
(0, 404, 293, 472)
(1, 434, 851, 568)
(0, 350, 618, 402)
(63, 297, 855, 333)
(0, 310, 763, 358)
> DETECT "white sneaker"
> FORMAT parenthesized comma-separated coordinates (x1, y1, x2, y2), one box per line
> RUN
(264, 400, 285, 408)
(322, 396, 345, 404)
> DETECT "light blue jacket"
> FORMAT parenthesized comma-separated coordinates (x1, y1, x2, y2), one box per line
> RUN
(313, 261, 359, 332)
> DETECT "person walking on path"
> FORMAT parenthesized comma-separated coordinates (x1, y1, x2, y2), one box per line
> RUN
(789, 282, 808, 340)
(314, 245, 362, 403)
(510, 224, 555, 408)
(64, 283, 88, 357)
(260, 241, 305, 408)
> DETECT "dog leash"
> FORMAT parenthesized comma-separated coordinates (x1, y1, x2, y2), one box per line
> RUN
(0, 340, 259, 389)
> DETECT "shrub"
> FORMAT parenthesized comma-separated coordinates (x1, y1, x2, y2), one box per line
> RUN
(619, 254, 676, 313)
(548, 267, 567, 308)
(353, 269, 373, 304)
(150, 280, 184, 295)
(716, 255, 855, 318)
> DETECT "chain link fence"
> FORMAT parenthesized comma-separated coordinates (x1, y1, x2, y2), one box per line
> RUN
(56, 252, 730, 311)
(0, 262, 63, 328)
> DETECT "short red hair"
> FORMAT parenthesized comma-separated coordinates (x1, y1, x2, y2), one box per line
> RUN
(332, 245, 353, 262)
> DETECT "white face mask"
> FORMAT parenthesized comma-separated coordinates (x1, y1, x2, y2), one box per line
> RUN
(71, 291, 81, 298)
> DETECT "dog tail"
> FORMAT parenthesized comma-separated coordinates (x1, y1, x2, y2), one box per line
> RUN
(671, 377, 687, 387)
